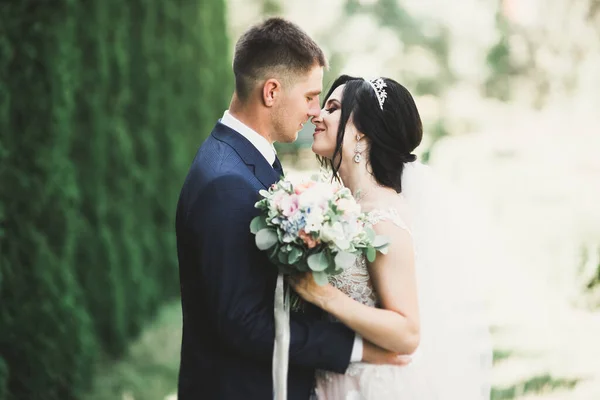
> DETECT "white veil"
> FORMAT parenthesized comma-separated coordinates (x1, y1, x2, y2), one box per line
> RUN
(401, 161, 493, 399)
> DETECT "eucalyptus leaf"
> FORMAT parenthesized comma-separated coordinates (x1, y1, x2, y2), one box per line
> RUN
(366, 246, 376, 263)
(250, 216, 267, 234)
(365, 227, 376, 242)
(312, 271, 329, 286)
(256, 229, 278, 250)
(335, 239, 350, 251)
(334, 251, 357, 269)
(268, 243, 280, 259)
(288, 247, 302, 264)
(376, 244, 389, 255)
(372, 235, 390, 248)
(307, 252, 328, 272)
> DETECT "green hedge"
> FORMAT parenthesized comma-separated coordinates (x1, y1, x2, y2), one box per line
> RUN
(0, 357, 7, 400)
(0, 0, 231, 398)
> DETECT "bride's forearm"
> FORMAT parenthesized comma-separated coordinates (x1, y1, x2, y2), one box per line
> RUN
(320, 288, 419, 355)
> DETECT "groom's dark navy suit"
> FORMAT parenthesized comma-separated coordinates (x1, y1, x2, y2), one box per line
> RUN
(176, 122, 355, 400)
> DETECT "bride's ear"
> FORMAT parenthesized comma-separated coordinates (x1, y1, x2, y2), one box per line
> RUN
(262, 79, 281, 107)
(354, 132, 368, 145)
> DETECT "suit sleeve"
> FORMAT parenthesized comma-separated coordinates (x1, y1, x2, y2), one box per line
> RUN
(189, 174, 354, 373)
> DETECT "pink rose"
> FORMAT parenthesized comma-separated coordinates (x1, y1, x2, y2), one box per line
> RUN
(272, 192, 285, 208)
(279, 194, 299, 217)
(294, 181, 316, 195)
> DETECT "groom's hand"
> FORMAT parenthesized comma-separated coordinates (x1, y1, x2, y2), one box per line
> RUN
(361, 340, 412, 366)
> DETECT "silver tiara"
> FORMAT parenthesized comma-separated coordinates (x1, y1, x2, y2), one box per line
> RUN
(368, 78, 387, 110)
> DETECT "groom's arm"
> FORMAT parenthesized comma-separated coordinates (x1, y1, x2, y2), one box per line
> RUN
(192, 174, 354, 373)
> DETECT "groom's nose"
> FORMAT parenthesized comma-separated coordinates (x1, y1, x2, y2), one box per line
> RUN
(307, 99, 321, 118)
(311, 110, 323, 123)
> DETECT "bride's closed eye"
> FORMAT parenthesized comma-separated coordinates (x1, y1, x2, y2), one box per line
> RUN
(325, 107, 338, 114)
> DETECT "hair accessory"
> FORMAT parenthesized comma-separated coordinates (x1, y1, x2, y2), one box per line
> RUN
(368, 78, 387, 110)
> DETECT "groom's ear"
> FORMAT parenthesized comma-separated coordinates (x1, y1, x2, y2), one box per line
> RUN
(262, 78, 282, 107)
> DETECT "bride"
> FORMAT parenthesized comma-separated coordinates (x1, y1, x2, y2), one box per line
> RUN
(288, 75, 493, 399)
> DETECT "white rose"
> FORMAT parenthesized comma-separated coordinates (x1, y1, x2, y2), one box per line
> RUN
(336, 198, 361, 215)
(298, 183, 332, 209)
(304, 209, 324, 233)
(342, 218, 361, 242)
(321, 221, 350, 251)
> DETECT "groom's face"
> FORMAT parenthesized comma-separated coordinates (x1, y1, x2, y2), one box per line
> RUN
(272, 65, 323, 143)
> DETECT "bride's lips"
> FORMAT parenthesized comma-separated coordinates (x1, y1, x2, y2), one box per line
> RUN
(313, 127, 325, 136)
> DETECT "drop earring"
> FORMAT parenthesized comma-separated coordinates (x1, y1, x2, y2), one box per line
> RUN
(353, 133, 363, 163)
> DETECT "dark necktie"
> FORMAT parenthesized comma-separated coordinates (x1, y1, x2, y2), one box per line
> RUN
(272, 156, 284, 177)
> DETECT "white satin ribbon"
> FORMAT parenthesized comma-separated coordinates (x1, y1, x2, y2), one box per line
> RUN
(273, 273, 291, 400)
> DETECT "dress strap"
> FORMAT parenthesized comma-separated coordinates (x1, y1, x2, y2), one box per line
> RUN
(367, 207, 412, 234)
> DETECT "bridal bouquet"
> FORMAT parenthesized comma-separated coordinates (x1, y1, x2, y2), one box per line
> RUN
(250, 171, 390, 400)
(250, 172, 390, 285)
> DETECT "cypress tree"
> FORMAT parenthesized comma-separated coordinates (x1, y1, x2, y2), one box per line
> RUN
(0, 0, 232, 397)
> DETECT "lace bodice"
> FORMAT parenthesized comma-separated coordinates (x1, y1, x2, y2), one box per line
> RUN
(328, 208, 411, 308)
(316, 207, 422, 399)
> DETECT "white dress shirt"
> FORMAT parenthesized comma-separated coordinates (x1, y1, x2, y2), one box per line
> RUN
(220, 110, 277, 165)
(219, 110, 363, 363)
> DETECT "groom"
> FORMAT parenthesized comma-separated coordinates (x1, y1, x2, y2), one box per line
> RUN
(175, 18, 405, 400)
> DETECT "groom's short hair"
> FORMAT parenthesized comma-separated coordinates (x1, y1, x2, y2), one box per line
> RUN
(233, 18, 327, 101)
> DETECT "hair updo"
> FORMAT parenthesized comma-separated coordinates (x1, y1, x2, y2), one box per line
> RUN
(319, 75, 423, 193)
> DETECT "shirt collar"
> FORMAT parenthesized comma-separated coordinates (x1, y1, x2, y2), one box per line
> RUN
(220, 110, 277, 165)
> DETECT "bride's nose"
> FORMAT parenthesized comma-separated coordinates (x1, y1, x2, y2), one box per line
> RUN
(311, 109, 325, 123)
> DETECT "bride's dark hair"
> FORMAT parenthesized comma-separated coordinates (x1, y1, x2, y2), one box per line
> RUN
(318, 75, 423, 193)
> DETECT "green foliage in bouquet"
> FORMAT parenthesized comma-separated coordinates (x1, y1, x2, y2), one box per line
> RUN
(251, 175, 389, 286)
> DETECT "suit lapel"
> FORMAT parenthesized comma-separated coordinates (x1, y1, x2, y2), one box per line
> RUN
(212, 122, 280, 188)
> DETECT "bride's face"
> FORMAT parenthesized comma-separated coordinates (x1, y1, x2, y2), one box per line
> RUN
(311, 84, 356, 160)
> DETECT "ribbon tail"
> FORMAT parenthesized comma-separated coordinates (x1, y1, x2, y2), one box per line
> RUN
(272, 273, 291, 400)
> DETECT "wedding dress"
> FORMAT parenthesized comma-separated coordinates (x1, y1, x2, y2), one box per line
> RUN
(315, 162, 493, 400)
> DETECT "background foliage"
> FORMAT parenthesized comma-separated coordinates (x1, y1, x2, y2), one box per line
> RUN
(0, 0, 231, 398)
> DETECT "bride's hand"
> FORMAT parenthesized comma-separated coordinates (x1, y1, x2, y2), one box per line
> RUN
(287, 272, 337, 310)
